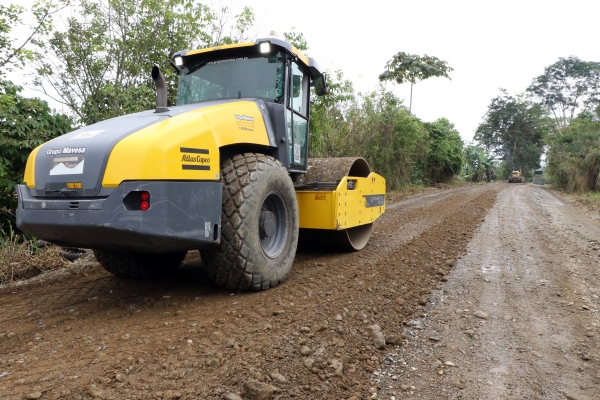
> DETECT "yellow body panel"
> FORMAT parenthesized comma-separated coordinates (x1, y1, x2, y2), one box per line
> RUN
(203, 101, 270, 148)
(102, 102, 269, 187)
(24, 145, 41, 188)
(296, 173, 386, 230)
(296, 191, 336, 229)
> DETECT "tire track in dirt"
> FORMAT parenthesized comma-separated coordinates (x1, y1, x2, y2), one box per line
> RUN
(0, 184, 501, 399)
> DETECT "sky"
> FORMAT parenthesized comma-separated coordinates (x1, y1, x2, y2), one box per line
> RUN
(8, 0, 600, 142)
(249, 0, 600, 141)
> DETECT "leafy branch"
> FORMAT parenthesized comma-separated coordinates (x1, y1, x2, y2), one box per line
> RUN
(0, 0, 69, 75)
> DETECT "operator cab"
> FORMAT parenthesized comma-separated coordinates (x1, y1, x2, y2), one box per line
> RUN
(172, 38, 327, 174)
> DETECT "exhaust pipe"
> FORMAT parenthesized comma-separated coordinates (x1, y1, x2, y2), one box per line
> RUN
(151, 65, 169, 113)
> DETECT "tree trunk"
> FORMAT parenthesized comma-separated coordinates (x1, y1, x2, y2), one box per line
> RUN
(409, 83, 413, 113)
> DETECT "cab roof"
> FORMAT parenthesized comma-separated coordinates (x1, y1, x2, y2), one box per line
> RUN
(173, 37, 324, 77)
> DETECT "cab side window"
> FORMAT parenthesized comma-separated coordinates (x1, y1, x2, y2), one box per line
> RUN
(290, 62, 308, 116)
(287, 62, 309, 169)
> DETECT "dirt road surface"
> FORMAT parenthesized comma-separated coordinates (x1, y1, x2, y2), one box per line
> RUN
(0, 183, 598, 400)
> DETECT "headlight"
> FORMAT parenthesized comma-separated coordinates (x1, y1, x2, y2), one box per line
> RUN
(259, 42, 270, 54)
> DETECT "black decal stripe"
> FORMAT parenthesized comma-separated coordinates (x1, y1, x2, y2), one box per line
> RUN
(180, 147, 209, 154)
(182, 165, 210, 171)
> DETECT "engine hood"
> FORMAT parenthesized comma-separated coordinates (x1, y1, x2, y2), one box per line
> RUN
(32, 110, 168, 197)
(27, 100, 275, 198)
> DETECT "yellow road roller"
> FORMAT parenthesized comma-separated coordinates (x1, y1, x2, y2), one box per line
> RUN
(16, 38, 386, 290)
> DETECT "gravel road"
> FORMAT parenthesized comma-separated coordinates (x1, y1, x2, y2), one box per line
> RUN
(376, 184, 600, 400)
(0, 183, 598, 400)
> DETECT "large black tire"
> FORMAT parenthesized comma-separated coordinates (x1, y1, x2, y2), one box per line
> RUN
(93, 250, 187, 278)
(201, 153, 299, 291)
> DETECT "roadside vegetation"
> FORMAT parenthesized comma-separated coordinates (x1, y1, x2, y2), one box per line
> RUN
(476, 56, 600, 188)
(576, 191, 600, 209)
(308, 72, 464, 189)
(0, 227, 66, 284)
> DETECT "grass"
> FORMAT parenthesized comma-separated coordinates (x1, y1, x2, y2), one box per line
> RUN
(574, 191, 600, 209)
(0, 232, 67, 284)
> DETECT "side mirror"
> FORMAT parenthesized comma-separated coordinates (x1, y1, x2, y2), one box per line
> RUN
(313, 73, 328, 96)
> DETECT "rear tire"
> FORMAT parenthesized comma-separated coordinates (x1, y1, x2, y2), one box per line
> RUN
(93, 250, 187, 278)
(201, 153, 299, 291)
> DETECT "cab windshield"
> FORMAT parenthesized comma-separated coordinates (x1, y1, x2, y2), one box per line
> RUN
(177, 52, 285, 105)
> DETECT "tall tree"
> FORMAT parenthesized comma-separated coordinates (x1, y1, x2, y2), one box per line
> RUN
(0, 0, 68, 76)
(283, 29, 308, 52)
(207, 5, 256, 46)
(1, 1, 72, 231)
(527, 56, 600, 129)
(378, 52, 453, 112)
(475, 90, 548, 177)
(34, 0, 256, 125)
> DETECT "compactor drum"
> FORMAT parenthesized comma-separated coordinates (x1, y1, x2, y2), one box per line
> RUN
(296, 157, 385, 251)
(16, 38, 386, 290)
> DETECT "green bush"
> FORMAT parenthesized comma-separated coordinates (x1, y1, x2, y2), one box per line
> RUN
(0, 79, 73, 232)
(545, 113, 600, 192)
(423, 118, 464, 184)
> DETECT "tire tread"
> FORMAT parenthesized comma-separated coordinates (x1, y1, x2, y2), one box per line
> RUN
(201, 153, 296, 291)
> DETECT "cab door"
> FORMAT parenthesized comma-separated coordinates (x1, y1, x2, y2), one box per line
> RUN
(286, 61, 309, 172)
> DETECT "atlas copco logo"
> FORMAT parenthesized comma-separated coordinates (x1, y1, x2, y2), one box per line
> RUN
(181, 155, 210, 163)
(234, 114, 254, 122)
(46, 147, 86, 156)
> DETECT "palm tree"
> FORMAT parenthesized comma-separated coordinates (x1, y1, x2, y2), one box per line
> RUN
(465, 145, 495, 182)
